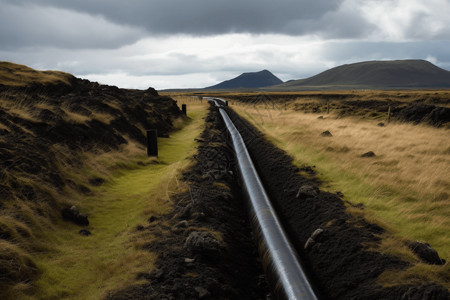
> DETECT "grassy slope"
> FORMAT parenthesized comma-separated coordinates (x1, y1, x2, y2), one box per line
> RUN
(0, 61, 73, 86)
(232, 103, 449, 288)
(11, 102, 207, 300)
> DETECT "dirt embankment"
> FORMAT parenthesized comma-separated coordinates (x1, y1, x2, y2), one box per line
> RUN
(0, 78, 182, 293)
(107, 105, 268, 300)
(225, 107, 449, 299)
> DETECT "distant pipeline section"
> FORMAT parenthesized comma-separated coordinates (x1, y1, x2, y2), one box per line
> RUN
(207, 97, 318, 300)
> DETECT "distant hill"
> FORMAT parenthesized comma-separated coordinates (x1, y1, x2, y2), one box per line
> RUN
(205, 70, 283, 90)
(268, 60, 450, 90)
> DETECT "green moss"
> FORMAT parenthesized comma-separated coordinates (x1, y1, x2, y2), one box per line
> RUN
(26, 105, 207, 300)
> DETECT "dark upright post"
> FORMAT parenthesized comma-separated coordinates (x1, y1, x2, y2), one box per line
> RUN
(182, 104, 187, 115)
(147, 130, 158, 157)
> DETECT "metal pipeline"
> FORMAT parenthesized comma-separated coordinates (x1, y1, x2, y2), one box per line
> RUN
(210, 99, 318, 300)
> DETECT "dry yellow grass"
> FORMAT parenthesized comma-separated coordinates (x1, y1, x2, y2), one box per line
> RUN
(0, 61, 73, 86)
(233, 101, 449, 288)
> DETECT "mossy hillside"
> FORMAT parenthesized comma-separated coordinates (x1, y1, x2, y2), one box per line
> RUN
(12, 103, 207, 300)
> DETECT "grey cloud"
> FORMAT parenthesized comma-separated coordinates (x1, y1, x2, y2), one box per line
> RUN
(0, 2, 145, 50)
(3, 0, 346, 36)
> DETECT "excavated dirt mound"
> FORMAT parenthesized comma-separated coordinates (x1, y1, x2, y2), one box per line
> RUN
(225, 107, 449, 299)
(106, 106, 268, 300)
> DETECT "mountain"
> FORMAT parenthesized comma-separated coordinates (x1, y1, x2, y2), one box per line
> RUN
(206, 70, 283, 90)
(268, 60, 450, 90)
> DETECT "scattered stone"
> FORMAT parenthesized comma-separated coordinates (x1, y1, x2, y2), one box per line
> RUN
(79, 229, 91, 236)
(61, 205, 89, 226)
(184, 231, 220, 254)
(361, 151, 376, 158)
(408, 241, 445, 265)
(296, 185, 319, 199)
(137, 225, 144, 231)
(321, 130, 333, 137)
(184, 258, 195, 263)
(174, 220, 188, 229)
(377, 122, 385, 127)
(311, 228, 324, 240)
(318, 116, 324, 119)
(148, 216, 157, 223)
(194, 286, 209, 298)
(304, 237, 315, 250)
(305, 228, 324, 250)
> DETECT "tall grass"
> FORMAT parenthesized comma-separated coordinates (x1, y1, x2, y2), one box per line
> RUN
(233, 103, 449, 288)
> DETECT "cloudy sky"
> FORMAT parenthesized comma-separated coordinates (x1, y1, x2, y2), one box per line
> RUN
(1, 0, 449, 90)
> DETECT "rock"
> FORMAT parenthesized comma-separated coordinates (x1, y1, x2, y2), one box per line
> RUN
(304, 237, 315, 250)
(408, 241, 445, 265)
(296, 185, 319, 199)
(377, 122, 385, 127)
(79, 229, 91, 236)
(137, 225, 144, 231)
(184, 258, 195, 263)
(321, 130, 333, 137)
(194, 286, 209, 298)
(311, 228, 324, 240)
(305, 228, 324, 250)
(185, 231, 220, 254)
(174, 220, 188, 229)
(318, 116, 324, 119)
(148, 216, 157, 223)
(61, 205, 89, 226)
(361, 151, 376, 157)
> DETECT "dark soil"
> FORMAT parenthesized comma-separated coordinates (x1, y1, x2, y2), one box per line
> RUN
(224, 107, 449, 299)
(106, 106, 268, 300)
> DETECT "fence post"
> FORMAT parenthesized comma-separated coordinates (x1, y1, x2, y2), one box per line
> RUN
(182, 104, 187, 115)
(327, 102, 330, 114)
(147, 130, 158, 157)
(387, 105, 391, 124)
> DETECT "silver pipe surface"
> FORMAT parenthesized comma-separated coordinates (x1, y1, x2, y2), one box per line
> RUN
(212, 99, 318, 300)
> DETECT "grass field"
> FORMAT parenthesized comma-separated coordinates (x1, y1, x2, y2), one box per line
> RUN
(8, 101, 207, 300)
(231, 97, 449, 288)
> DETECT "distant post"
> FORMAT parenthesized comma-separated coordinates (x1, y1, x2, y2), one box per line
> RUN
(327, 102, 330, 114)
(147, 130, 158, 157)
(386, 105, 391, 124)
(182, 104, 187, 115)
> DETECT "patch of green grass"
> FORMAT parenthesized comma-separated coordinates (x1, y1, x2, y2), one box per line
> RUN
(14, 104, 207, 300)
